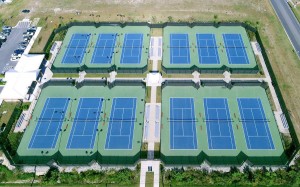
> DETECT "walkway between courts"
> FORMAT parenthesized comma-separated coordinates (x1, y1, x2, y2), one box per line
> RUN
(139, 37, 162, 187)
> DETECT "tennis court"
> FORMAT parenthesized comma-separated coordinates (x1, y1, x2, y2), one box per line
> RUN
(66, 98, 103, 149)
(237, 98, 275, 150)
(120, 34, 143, 64)
(105, 98, 137, 149)
(62, 33, 91, 64)
(28, 98, 70, 149)
(204, 98, 236, 149)
(196, 34, 220, 64)
(223, 34, 250, 65)
(170, 34, 190, 64)
(169, 98, 197, 150)
(91, 33, 117, 64)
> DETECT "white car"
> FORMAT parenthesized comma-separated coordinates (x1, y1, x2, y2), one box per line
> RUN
(2, 25, 12, 30)
(10, 56, 21, 61)
(0, 34, 6, 40)
(27, 26, 37, 31)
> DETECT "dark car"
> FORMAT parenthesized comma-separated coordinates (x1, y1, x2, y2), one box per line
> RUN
(2, 25, 12, 31)
(22, 9, 30, 13)
(12, 49, 24, 57)
(2, 30, 11, 36)
(19, 41, 28, 46)
(18, 44, 26, 50)
(1, 30, 10, 37)
(23, 35, 32, 42)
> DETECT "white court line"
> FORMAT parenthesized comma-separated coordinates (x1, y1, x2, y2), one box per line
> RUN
(204, 98, 235, 149)
(29, 98, 51, 148)
(250, 109, 259, 137)
(174, 135, 194, 138)
(247, 135, 269, 138)
(88, 99, 102, 149)
(210, 135, 232, 138)
(189, 98, 196, 149)
(257, 98, 274, 149)
(106, 98, 136, 149)
(238, 34, 249, 64)
(109, 134, 131, 137)
(68, 98, 83, 148)
(34, 135, 56, 137)
(238, 98, 252, 149)
(50, 99, 69, 148)
(127, 98, 136, 149)
(171, 107, 193, 110)
(223, 98, 235, 148)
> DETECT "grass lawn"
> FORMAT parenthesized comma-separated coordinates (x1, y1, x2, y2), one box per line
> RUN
(156, 86, 161, 103)
(0, 102, 20, 128)
(0, 0, 300, 143)
(145, 172, 154, 187)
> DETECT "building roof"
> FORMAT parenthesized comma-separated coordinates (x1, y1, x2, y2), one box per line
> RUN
(0, 54, 44, 100)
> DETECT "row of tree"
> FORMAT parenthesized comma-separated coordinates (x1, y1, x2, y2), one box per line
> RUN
(162, 159, 300, 186)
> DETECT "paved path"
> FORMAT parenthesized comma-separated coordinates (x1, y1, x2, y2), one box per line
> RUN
(251, 42, 289, 133)
(140, 161, 160, 187)
(270, 0, 300, 58)
(139, 36, 162, 187)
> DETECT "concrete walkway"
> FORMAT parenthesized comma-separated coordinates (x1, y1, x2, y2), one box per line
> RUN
(251, 42, 289, 133)
(140, 161, 160, 187)
(140, 36, 162, 187)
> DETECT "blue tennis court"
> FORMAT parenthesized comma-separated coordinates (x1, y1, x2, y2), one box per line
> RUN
(204, 98, 236, 149)
(66, 98, 103, 149)
(62, 33, 90, 64)
(237, 98, 275, 150)
(223, 34, 250, 65)
(91, 33, 117, 64)
(196, 34, 220, 64)
(28, 98, 70, 149)
(120, 34, 143, 64)
(169, 98, 197, 150)
(170, 34, 190, 64)
(105, 98, 137, 149)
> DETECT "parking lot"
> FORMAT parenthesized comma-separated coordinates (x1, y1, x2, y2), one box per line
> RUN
(0, 20, 30, 74)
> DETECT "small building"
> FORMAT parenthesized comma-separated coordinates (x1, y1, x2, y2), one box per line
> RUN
(0, 54, 45, 101)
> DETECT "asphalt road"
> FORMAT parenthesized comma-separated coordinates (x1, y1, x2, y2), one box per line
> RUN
(270, 0, 300, 59)
(0, 21, 30, 74)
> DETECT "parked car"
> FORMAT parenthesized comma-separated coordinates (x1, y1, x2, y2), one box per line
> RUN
(0, 37, 6, 43)
(1, 31, 9, 37)
(19, 41, 28, 46)
(23, 35, 32, 42)
(18, 44, 27, 50)
(27, 26, 37, 31)
(2, 25, 12, 31)
(11, 49, 24, 58)
(0, 41, 2, 48)
(0, 34, 6, 40)
(26, 31, 35, 36)
(2, 30, 11, 36)
(11, 56, 21, 61)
